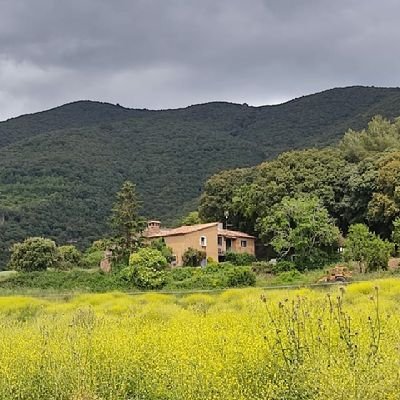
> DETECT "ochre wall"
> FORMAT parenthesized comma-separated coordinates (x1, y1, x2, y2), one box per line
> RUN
(163, 225, 219, 266)
(231, 238, 255, 256)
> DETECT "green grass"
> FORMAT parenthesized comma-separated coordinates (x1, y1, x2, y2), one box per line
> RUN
(0, 266, 397, 297)
(0, 269, 133, 295)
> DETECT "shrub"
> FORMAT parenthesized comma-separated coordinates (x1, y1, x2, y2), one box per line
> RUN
(165, 263, 255, 290)
(87, 239, 113, 252)
(346, 224, 394, 272)
(82, 239, 114, 269)
(392, 217, 400, 250)
(58, 245, 82, 270)
(368, 237, 394, 271)
(272, 260, 296, 273)
(275, 270, 303, 284)
(226, 267, 256, 287)
(168, 267, 198, 282)
(251, 261, 273, 275)
(295, 248, 340, 270)
(82, 250, 104, 269)
(125, 248, 169, 290)
(167, 272, 224, 290)
(8, 237, 59, 272)
(204, 262, 232, 273)
(225, 251, 256, 266)
(182, 248, 206, 267)
(0, 269, 129, 292)
(129, 248, 168, 271)
(149, 239, 174, 263)
(122, 266, 167, 290)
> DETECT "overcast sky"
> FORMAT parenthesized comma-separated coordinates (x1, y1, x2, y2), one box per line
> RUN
(0, 0, 399, 121)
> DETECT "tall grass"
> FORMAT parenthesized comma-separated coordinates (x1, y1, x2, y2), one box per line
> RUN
(0, 280, 400, 399)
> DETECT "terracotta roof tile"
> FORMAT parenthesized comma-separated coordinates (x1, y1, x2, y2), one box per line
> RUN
(145, 220, 255, 240)
(218, 228, 255, 239)
(145, 222, 219, 238)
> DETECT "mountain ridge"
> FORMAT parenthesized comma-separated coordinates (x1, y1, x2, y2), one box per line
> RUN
(5, 85, 400, 124)
(1, 86, 400, 267)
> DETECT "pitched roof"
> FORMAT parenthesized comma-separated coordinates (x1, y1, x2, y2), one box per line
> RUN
(145, 222, 219, 238)
(218, 228, 255, 239)
(145, 221, 255, 240)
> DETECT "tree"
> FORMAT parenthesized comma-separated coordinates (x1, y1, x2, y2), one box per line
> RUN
(199, 167, 255, 231)
(392, 217, 400, 249)
(129, 247, 168, 271)
(232, 148, 354, 233)
(180, 211, 202, 226)
(8, 237, 58, 272)
(58, 245, 82, 270)
(149, 239, 174, 263)
(225, 251, 256, 266)
(339, 116, 400, 162)
(367, 152, 400, 234)
(110, 181, 146, 257)
(125, 247, 168, 290)
(82, 239, 113, 269)
(346, 224, 393, 272)
(258, 196, 340, 268)
(182, 247, 207, 267)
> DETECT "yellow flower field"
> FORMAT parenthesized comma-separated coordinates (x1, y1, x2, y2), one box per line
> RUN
(1, 280, 400, 399)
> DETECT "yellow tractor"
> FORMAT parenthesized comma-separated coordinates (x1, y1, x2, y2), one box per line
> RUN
(318, 265, 352, 283)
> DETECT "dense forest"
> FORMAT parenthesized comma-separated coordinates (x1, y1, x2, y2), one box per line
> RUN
(199, 116, 400, 247)
(1, 86, 400, 267)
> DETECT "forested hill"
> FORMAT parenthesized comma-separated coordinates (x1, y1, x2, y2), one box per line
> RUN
(1, 86, 400, 266)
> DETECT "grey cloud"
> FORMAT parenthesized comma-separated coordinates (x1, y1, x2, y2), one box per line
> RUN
(0, 0, 400, 120)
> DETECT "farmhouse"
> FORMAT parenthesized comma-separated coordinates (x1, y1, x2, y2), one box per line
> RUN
(144, 220, 255, 266)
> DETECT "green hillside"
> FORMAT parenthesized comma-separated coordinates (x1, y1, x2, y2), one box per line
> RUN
(1, 86, 400, 267)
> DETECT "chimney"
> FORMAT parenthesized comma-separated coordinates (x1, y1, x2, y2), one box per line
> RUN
(147, 220, 161, 234)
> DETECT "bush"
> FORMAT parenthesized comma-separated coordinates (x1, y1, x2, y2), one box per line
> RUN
(275, 270, 303, 284)
(149, 239, 174, 263)
(273, 261, 296, 273)
(295, 249, 340, 270)
(82, 250, 104, 269)
(182, 248, 206, 267)
(82, 239, 114, 269)
(129, 248, 168, 271)
(0, 269, 129, 292)
(204, 262, 234, 273)
(168, 267, 198, 282)
(346, 224, 394, 272)
(165, 263, 256, 290)
(368, 238, 394, 271)
(251, 261, 273, 275)
(87, 239, 113, 252)
(8, 237, 59, 272)
(167, 272, 224, 290)
(122, 266, 167, 290)
(124, 248, 169, 290)
(225, 251, 256, 266)
(58, 245, 82, 270)
(226, 267, 256, 287)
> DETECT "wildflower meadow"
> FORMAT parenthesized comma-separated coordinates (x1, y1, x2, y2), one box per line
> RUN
(1, 280, 400, 399)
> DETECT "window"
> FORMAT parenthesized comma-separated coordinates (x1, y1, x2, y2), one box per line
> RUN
(200, 236, 207, 247)
(240, 240, 247, 248)
(217, 236, 223, 246)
